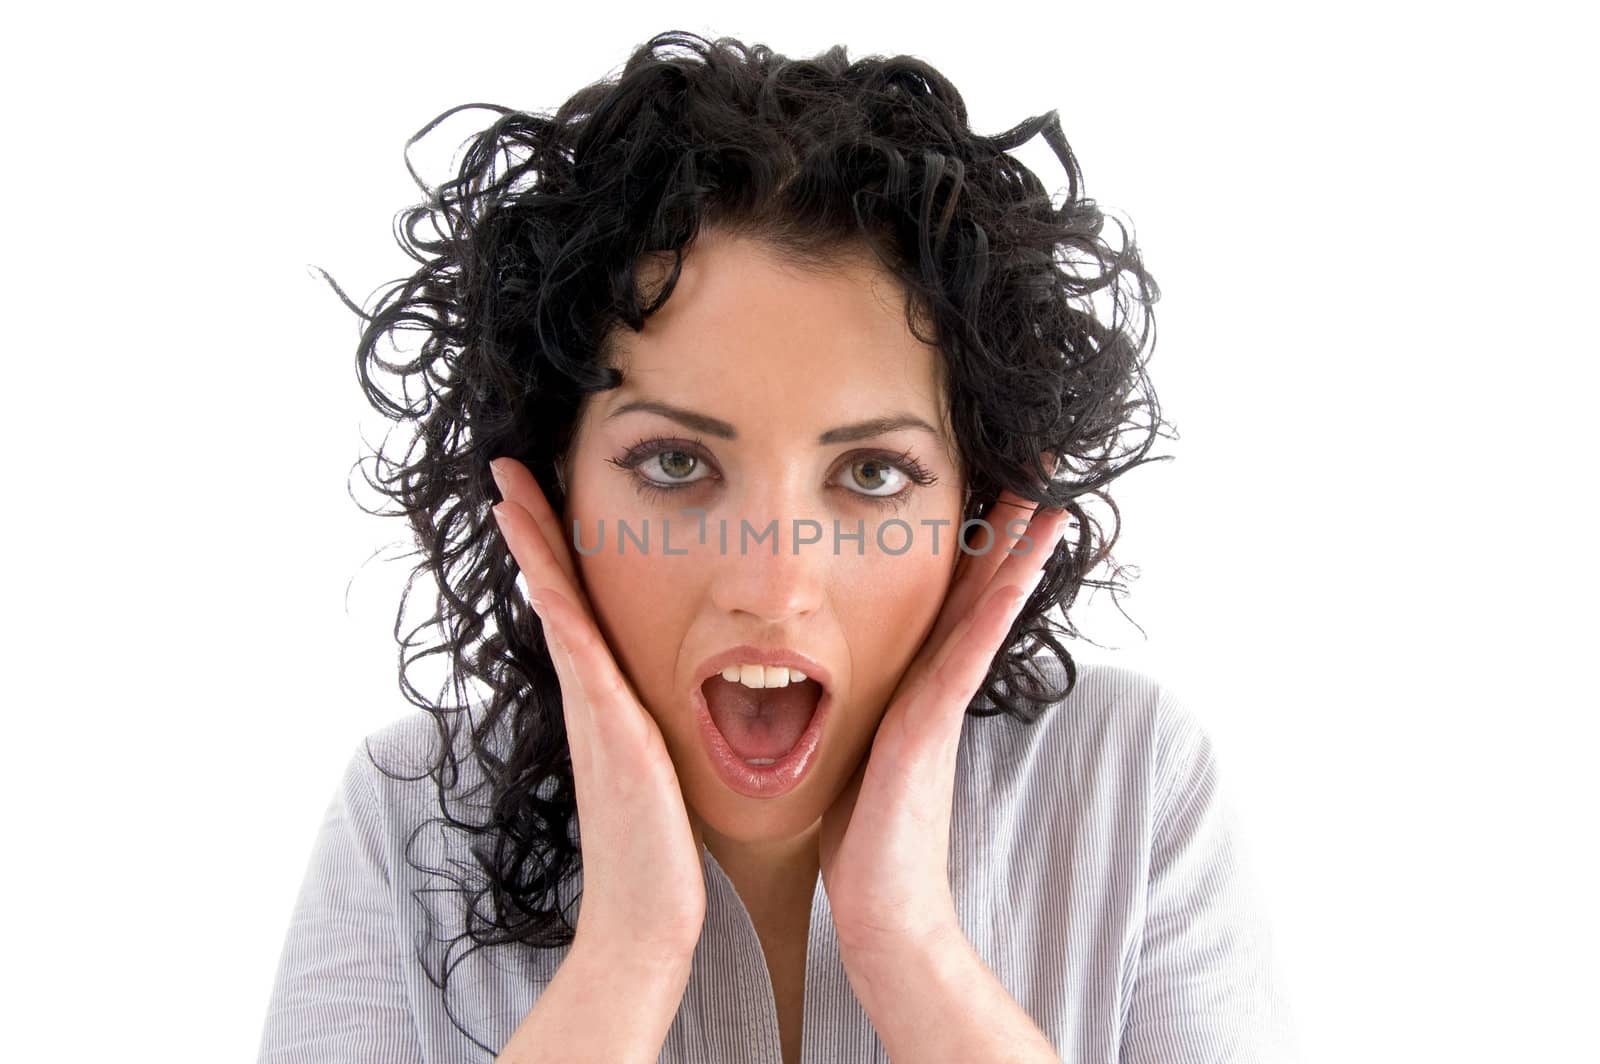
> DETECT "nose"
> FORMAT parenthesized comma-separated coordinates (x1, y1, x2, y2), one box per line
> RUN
(705, 494, 828, 625)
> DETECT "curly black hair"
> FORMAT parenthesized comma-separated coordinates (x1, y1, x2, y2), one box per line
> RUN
(323, 29, 1169, 1051)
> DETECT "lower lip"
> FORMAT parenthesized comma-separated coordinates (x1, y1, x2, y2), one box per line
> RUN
(691, 681, 832, 799)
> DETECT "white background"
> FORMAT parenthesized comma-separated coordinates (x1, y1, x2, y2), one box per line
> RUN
(4, 2, 1594, 1060)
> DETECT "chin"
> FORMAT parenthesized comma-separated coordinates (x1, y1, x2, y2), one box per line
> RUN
(687, 773, 833, 845)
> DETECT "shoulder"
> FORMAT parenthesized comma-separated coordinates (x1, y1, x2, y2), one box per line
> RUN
(351, 705, 505, 792)
(957, 656, 1217, 833)
(359, 709, 448, 774)
(327, 708, 501, 870)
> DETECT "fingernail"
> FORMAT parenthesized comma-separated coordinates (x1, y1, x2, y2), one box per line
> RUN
(491, 501, 511, 524)
(489, 459, 508, 493)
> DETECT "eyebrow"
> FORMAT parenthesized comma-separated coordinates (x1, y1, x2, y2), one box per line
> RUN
(606, 399, 943, 445)
(607, 400, 737, 438)
(817, 414, 942, 445)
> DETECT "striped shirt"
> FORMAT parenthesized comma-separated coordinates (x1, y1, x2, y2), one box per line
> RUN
(257, 660, 1298, 1062)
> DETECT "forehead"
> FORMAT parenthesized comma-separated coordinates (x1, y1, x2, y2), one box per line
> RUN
(605, 232, 949, 424)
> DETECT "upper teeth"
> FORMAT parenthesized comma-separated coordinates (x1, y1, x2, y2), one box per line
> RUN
(719, 665, 809, 689)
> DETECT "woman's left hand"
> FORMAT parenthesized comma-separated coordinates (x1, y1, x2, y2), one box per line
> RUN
(818, 491, 1070, 964)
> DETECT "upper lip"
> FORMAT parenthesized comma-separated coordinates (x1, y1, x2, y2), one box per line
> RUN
(692, 645, 834, 693)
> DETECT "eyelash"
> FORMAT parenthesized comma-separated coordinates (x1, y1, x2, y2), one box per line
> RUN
(604, 435, 720, 505)
(605, 434, 939, 512)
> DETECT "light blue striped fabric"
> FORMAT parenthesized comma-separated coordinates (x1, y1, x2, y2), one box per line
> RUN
(257, 660, 1298, 1062)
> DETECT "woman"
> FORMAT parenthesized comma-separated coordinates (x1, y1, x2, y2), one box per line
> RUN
(259, 30, 1293, 1063)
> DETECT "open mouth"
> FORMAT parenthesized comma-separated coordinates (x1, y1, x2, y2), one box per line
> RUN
(700, 673, 825, 764)
(691, 643, 838, 793)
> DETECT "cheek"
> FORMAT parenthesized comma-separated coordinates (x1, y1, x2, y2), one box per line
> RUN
(578, 548, 697, 670)
(835, 548, 956, 705)
(566, 498, 702, 707)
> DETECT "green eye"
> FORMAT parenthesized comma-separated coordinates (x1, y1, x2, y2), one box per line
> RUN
(607, 435, 718, 502)
(630, 447, 709, 487)
(653, 450, 699, 481)
(847, 458, 906, 495)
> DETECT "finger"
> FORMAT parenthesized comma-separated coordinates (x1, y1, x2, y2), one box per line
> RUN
(952, 450, 1058, 589)
(897, 500, 1065, 715)
(908, 576, 1038, 740)
(492, 501, 605, 745)
(923, 490, 1041, 657)
(492, 496, 586, 616)
(958, 490, 1039, 598)
(939, 486, 1066, 683)
(954, 449, 1061, 611)
(490, 456, 580, 592)
(522, 585, 635, 715)
(494, 497, 664, 753)
(936, 582, 1032, 698)
(525, 582, 664, 782)
(980, 500, 1069, 605)
(526, 589, 637, 872)
(521, 586, 597, 767)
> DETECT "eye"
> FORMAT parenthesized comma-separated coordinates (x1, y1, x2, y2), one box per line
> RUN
(606, 435, 718, 500)
(636, 448, 710, 487)
(838, 456, 910, 497)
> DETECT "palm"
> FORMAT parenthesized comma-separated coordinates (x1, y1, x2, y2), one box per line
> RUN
(489, 457, 708, 959)
(818, 491, 1066, 956)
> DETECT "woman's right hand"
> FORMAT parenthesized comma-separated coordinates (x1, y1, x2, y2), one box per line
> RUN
(488, 456, 708, 972)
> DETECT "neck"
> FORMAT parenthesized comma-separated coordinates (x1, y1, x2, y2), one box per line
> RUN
(700, 817, 822, 928)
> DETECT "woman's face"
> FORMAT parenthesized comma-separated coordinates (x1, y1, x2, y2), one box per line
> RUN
(560, 229, 966, 847)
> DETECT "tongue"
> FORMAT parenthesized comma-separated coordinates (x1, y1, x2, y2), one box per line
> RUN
(703, 677, 822, 761)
